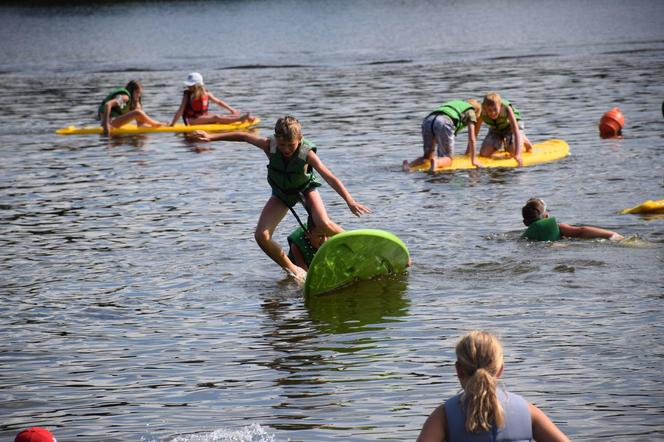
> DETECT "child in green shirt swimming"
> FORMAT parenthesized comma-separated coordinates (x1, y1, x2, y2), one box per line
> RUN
(522, 198, 623, 241)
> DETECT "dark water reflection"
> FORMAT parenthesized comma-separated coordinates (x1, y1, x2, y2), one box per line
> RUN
(1, 0, 664, 441)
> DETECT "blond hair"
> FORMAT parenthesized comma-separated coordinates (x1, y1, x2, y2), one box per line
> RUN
(190, 83, 207, 100)
(482, 92, 502, 111)
(467, 98, 481, 117)
(274, 115, 302, 142)
(456, 330, 505, 433)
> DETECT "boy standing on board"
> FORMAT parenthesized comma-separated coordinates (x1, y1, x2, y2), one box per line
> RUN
(191, 116, 369, 282)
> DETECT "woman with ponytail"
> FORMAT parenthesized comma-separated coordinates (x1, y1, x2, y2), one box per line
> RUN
(417, 331, 570, 442)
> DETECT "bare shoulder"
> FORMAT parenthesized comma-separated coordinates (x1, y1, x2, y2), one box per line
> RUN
(417, 404, 446, 442)
(529, 402, 571, 442)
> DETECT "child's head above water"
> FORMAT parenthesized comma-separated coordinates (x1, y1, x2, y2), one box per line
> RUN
(522, 198, 548, 226)
(274, 115, 302, 143)
(304, 215, 328, 250)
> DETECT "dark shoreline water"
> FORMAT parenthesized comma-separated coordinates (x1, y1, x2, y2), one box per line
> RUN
(1, 0, 664, 440)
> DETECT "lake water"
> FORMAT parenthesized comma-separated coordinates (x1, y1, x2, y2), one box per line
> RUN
(1, 0, 663, 441)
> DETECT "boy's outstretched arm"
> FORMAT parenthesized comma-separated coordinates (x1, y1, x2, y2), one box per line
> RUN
(189, 130, 270, 151)
(306, 151, 370, 217)
(559, 223, 624, 241)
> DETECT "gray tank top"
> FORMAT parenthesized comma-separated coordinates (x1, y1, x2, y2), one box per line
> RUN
(444, 390, 532, 441)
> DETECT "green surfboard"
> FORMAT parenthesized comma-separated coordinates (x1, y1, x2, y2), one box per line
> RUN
(304, 229, 410, 297)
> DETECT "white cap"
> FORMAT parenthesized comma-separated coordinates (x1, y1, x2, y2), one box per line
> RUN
(183, 72, 204, 87)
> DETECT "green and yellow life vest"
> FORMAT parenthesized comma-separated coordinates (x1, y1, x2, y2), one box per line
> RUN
(432, 100, 475, 135)
(267, 138, 321, 207)
(481, 99, 522, 132)
(523, 217, 562, 242)
(98, 87, 131, 118)
(287, 225, 318, 267)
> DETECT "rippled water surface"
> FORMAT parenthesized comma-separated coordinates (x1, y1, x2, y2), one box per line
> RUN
(1, 1, 663, 441)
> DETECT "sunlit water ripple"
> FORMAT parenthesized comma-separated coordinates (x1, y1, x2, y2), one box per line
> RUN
(1, 0, 663, 440)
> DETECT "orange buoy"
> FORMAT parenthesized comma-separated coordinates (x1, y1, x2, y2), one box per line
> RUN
(599, 107, 625, 139)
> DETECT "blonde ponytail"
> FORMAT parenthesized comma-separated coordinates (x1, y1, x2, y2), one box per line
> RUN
(456, 331, 505, 433)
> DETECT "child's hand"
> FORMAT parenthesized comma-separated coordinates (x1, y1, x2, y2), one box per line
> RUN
(189, 130, 211, 142)
(609, 233, 624, 241)
(347, 199, 371, 217)
(514, 154, 523, 167)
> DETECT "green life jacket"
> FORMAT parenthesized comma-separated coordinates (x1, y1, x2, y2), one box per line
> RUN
(523, 216, 562, 241)
(287, 225, 318, 267)
(432, 100, 475, 135)
(481, 99, 522, 131)
(98, 87, 131, 118)
(267, 138, 321, 207)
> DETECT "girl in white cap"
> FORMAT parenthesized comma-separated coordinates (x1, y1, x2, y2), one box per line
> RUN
(170, 72, 254, 126)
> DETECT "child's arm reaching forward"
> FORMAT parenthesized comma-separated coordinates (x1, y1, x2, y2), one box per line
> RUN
(207, 92, 240, 115)
(306, 150, 370, 217)
(189, 130, 270, 152)
(559, 223, 624, 241)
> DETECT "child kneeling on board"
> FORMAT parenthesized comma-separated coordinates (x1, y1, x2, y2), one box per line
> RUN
(403, 99, 482, 172)
(190, 115, 369, 282)
(476, 92, 533, 167)
(522, 198, 623, 241)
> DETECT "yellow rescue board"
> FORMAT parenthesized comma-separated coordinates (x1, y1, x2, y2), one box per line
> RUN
(408, 139, 569, 172)
(619, 199, 664, 215)
(55, 118, 260, 135)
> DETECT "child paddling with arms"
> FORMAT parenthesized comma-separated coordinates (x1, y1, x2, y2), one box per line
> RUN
(522, 198, 623, 241)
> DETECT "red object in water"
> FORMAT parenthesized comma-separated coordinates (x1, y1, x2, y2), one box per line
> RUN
(599, 107, 625, 139)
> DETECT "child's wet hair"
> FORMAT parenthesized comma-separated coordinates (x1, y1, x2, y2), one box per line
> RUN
(522, 198, 546, 226)
(455, 331, 505, 433)
(467, 98, 482, 117)
(190, 83, 206, 100)
(482, 92, 501, 110)
(125, 80, 143, 109)
(125, 80, 142, 96)
(274, 116, 302, 142)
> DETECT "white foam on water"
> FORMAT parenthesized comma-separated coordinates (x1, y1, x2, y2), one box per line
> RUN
(166, 424, 277, 442)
